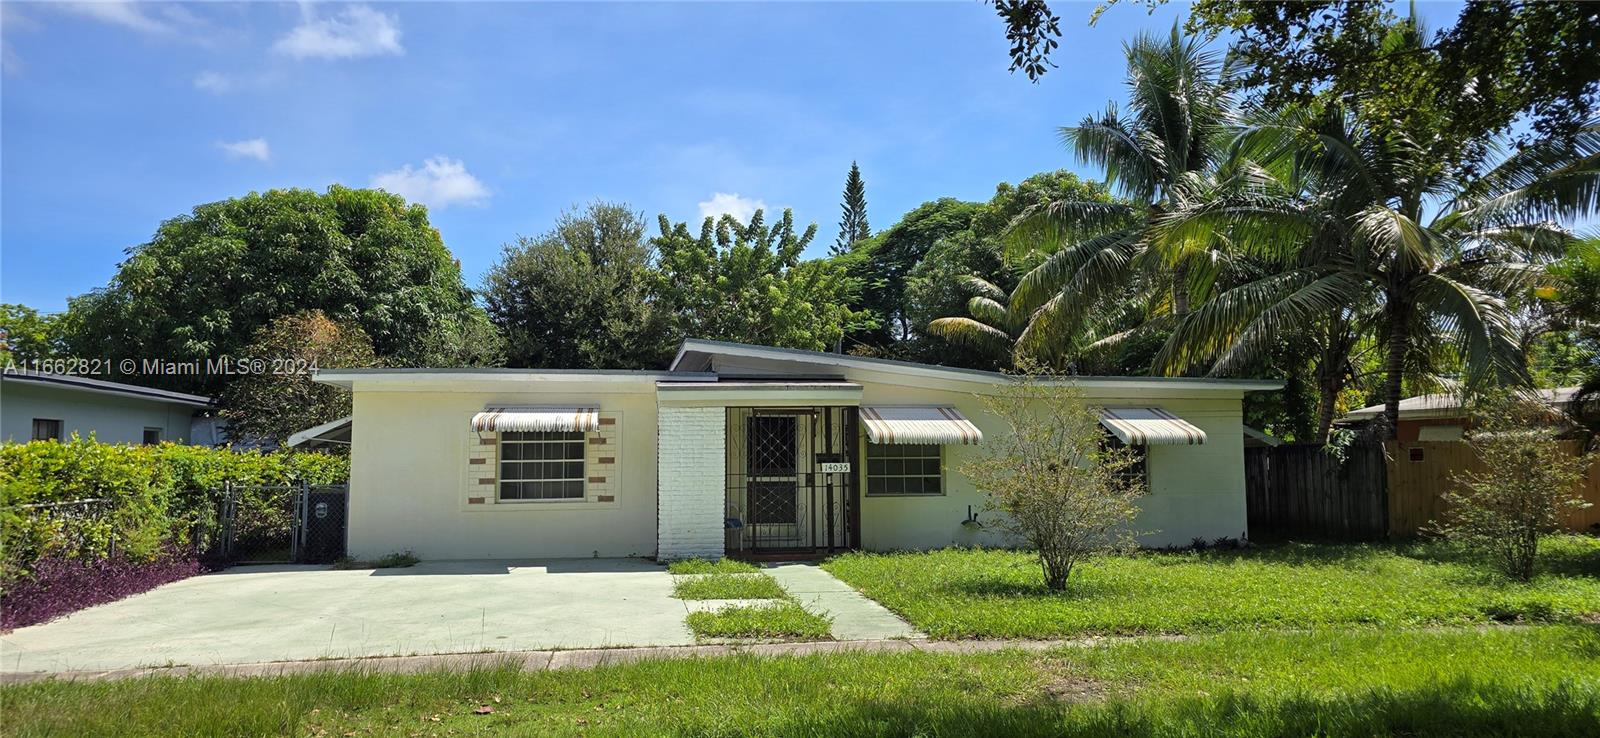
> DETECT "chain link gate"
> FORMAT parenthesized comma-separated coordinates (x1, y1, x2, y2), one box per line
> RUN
(725, 406, 857, 554)
(213, 481, 348, 564)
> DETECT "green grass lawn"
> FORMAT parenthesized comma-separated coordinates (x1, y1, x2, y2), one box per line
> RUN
(684, 601, 834, 640)
(5, 626, 1595, 737)
(666, 558, 761, 575)
(822, 536, 1600, 639)
(672, 573, 790, 600)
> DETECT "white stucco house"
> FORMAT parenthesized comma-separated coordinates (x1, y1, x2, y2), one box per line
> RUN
(315, 339, 1281, 561)
(1, 370, 213, 446)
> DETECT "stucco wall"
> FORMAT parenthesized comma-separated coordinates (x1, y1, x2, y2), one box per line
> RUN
(0, 382, 199, 445)
(852, 380, 1249, 551)
(346, 387, 659, 560)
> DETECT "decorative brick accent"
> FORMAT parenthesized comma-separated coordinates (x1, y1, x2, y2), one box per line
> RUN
(598, 417, 616, 426)
(477, 478, 496, 486)
(597, 495, 615, 502)
(479, 437, 496, 446)
(589, 437, 607, 445)
(469, 458, 485, 465)
(467, 497, 485, 505)
(588, 476, 606, 484)
(598, 456, 615, 464)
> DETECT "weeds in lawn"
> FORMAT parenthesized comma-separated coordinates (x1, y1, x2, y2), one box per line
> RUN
(685, 601, 833, 640)
(672, 573, 788, 600)
(331, 551, 419, 570)
(666, 558, 760, 575)
(3, 627, 1596, 737)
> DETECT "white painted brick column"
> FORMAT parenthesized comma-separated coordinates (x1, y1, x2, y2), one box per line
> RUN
(657, 406, 726, 560)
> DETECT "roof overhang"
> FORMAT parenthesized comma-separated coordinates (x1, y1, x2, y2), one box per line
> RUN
(669, 339, 1283, 395)
(313, 368, 715, 392)
(656, 381, 863, 407)
(287, 416, 353, 449)
(1, 371, 212, 408)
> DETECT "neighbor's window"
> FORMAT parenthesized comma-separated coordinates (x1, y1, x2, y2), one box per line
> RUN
(499, 431, 586, 501)
(31, 418, 62, 442)
(142, 427, 162, 445)
(1101, 434, 1149, 489)
(866, 443, 942, 496)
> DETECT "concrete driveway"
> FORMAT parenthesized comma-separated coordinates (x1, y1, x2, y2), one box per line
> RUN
(1, 559, 695, 674)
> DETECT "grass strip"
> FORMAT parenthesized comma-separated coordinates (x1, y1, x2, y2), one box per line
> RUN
(666, 558, 760, 575)
(684, 601, 833, 640)
(3, 626, 1595, 737)
(672, 573, 790, 600)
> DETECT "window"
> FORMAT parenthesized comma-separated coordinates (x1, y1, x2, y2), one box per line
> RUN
(1101, 434, 1149, 489)
(31, 418, 62, 442)
(142, 427, 163, 445)
(498, 431, 586, 501)
(866, 443, 942, 496)
(749, 482, 799, 524)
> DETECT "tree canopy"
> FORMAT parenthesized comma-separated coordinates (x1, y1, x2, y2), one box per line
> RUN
(483, 202, 670, 370)
(64, 186, 488, 393)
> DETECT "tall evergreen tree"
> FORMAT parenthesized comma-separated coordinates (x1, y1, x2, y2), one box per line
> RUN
(832, 161, 872, 255)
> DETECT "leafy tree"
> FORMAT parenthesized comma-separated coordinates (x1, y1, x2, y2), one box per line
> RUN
(651, 209, 869, 352)
(483, 202, 670, 369)
(0, 304, 66, 364)
(217, 311, 378, 446)
(961, 370, 1146, 591)
(1430, 392, 1592, 582)
(64, 187, 487, 393)
(1189, 1, 1600, 175)
(1536, 238, 1600, 423)
(843, 198, 985, 348)
(989, 0, 1063, 82)
(832, 161, 872, 256)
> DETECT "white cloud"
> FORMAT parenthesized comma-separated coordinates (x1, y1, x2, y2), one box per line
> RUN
(57, 1, 173, 35)
(274, 5, 402, 60)
(697, 192, 767, 223)
(193, 71, 230, 93)
(370, 157, 489, 208)
(217, 138, 271, 163)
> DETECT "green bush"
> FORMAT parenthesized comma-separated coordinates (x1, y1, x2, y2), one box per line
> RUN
(0, 437, 348, 583)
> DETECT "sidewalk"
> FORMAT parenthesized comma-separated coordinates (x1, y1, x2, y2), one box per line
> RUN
(765, 562, 922, 640)
(1, 636, 1148, 685)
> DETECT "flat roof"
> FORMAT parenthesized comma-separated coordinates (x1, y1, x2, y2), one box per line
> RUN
(1, 370, 212, 407)
(314, 367, 717, 389)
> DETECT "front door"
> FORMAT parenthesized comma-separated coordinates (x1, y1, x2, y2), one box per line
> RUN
(727, 407, 857, 553)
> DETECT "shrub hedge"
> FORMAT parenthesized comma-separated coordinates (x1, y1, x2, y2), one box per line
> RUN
(0, 438, 348, 585)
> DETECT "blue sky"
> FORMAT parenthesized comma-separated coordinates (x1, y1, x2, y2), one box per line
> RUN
(1, 1, 1461, 312)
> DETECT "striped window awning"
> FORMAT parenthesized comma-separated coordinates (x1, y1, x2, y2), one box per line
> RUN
(471, 406, 599, 433)
(1099, 408, 1207, 445)
(861, 406, 982, 445)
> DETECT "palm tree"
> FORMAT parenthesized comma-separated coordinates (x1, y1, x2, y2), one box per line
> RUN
(1154, 108, 1598, 438)
(1003, 25, 1238, 360)
(926, 276, 1020, 362)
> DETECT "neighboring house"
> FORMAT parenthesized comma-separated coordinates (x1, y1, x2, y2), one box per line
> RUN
(314, 338, 1281, 561)
(287, 415, 352, 451)
(1340, 387, 1585, 442)
(1, 370, 212, 445)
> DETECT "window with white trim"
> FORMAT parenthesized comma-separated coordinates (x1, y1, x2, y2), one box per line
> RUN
(499, 431, 586, 501)
(1100, 433, 1149, 489)
(865, 443, 942, 496)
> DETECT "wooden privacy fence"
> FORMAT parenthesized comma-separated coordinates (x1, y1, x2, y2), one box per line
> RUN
(1387, 440, 1600, 535)
(1245, 443, 1388, 539)
(1246, 440, 1600, 540)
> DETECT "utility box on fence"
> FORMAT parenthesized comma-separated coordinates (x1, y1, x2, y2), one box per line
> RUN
(296, 487, 348, 564)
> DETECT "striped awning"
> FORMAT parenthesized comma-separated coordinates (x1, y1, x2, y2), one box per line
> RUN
(861, 406, 982, 445)
(1099, 408, 1207, 445)
(471, 406, 599, 433)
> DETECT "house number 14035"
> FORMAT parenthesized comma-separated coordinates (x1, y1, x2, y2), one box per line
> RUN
(819, 462, 851, 473)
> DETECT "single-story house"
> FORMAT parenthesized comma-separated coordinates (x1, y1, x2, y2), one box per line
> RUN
(1340, 387, 1585, 442)
(314, 339, 1281, 560)
(1, 370, 213, 445)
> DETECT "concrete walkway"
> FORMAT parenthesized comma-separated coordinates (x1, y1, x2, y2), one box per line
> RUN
(765, 563, 921, 640)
